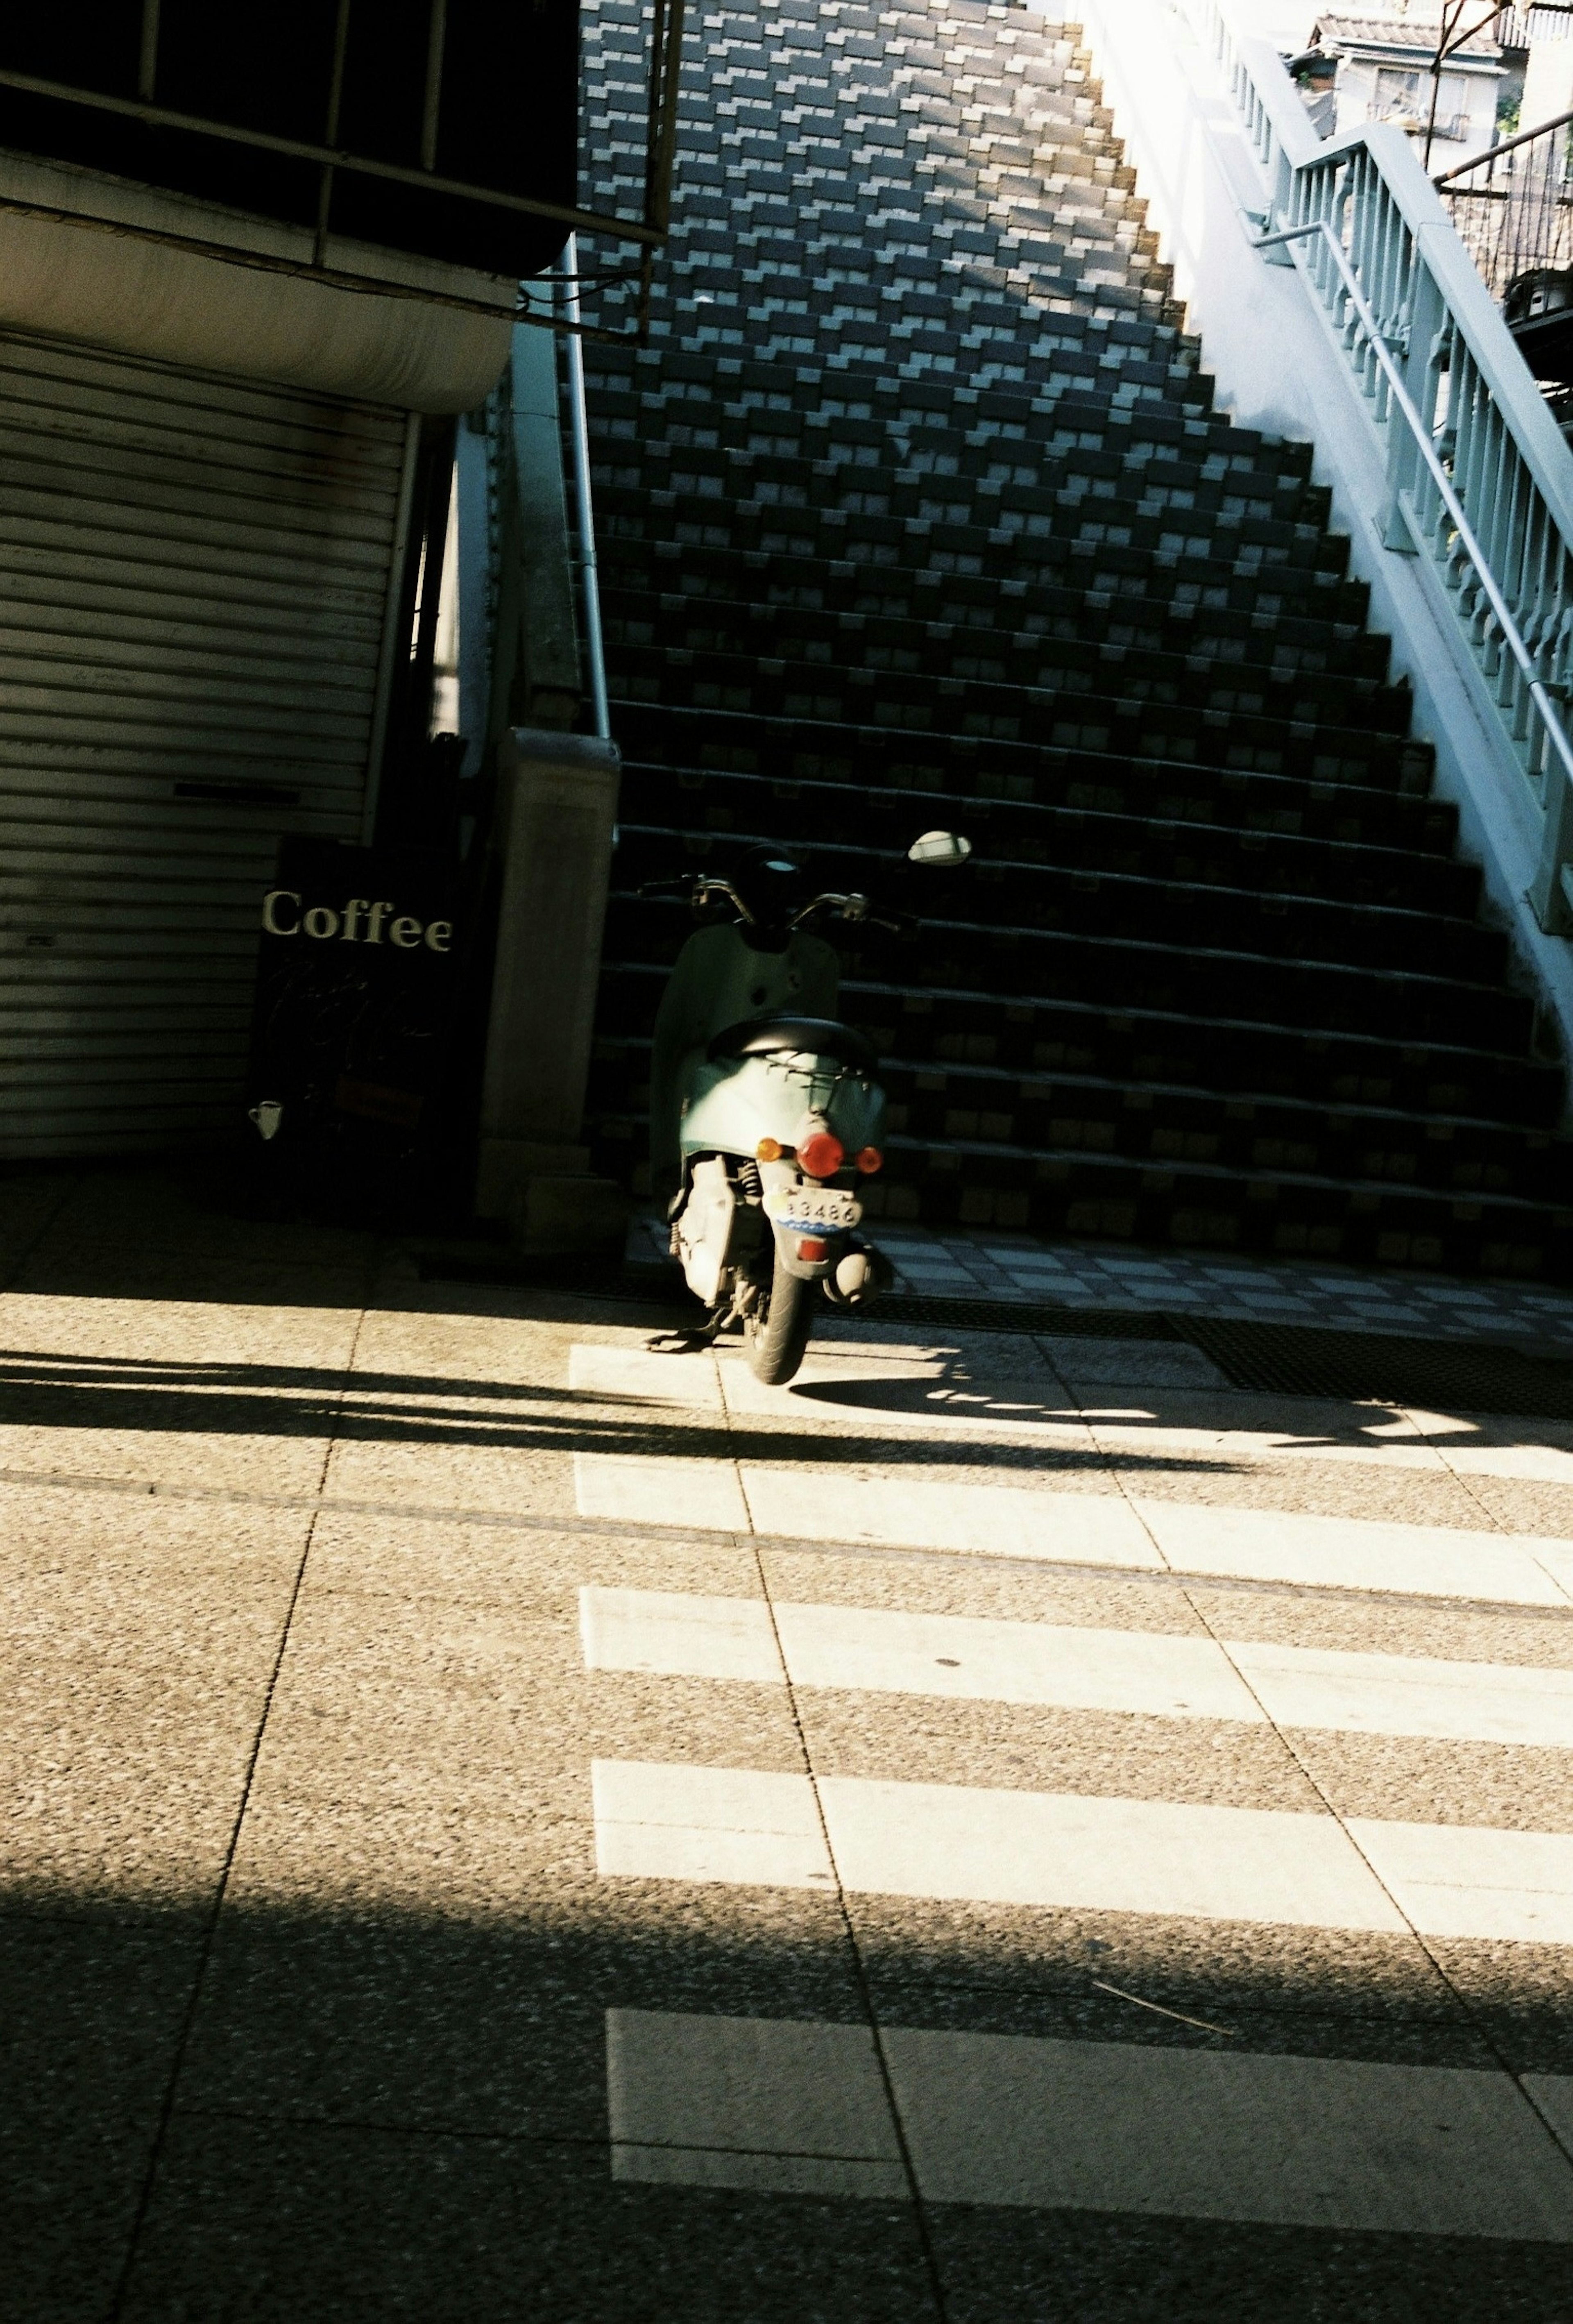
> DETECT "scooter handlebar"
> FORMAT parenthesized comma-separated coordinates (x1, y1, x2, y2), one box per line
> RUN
(793, 892, 920, 937)
(639, 877, 919, 936)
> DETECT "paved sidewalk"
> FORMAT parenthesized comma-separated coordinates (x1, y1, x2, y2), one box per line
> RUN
(7, 1169, 1573, 2319)
(629, 1210, 1573, 1348)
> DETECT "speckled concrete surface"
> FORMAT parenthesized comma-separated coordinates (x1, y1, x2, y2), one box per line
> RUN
(8, 1167, 1573, 2320)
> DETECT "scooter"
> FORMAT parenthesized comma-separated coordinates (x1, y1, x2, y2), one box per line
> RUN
(643, 831, 970, 1384)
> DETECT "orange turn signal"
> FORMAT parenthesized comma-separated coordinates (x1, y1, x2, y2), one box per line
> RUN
(756, 1137, 784, 1162)
(855, 1146, 884, 1174)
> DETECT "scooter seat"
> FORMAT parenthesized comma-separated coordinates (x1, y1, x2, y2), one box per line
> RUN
(706, 1014, 878, 1071)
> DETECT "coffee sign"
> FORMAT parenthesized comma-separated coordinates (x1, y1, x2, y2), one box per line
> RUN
(261, 890, 453, 952)
(245, 840, 462, 1213)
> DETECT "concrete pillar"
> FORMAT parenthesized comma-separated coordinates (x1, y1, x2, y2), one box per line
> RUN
(476, 725, 626, 1251)
(505, 305, 582, 733)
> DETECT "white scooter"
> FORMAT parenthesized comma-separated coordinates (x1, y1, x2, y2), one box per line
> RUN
(645, 831, 970, 1383)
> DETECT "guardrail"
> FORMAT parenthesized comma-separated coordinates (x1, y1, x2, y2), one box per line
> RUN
(1435, 109, 1573, 307)
(1189, 0, 1573, 931)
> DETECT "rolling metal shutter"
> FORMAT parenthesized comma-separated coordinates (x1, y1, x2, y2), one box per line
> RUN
(0, 329, 415, 1156)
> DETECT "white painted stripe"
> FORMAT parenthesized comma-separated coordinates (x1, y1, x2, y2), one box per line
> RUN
(569, 1344, 724, 1410)
(777, 1599, 1263, 1722)
(580, 1587, 1264, 1721)
(814, 1773, 1403, 1931)
(607, 2007, 902, 2171)
(594, 1761, 1573, 1942)
(739, 1469, 1160, 1566)
(580, 1587, 1573, 1747)
(573, 1452, 1573, 1607)
(1134, 1499, 1573, 1609)
(574, 1452, 750, 1532)
(606, 2010, 1573, 2238)
(581, 1587, 783, 1684)
(591, 1761, 1402, 1931)
(1350, 1818, 1573, 1945)
(611, 2144, 902, 2198)
(1532, 2075, 1573, 2154)
(589, 1758, 835, 1889)
(1230, 1639, 1573, 1748)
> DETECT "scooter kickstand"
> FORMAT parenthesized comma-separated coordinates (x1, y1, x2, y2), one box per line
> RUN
(647, 1308, 732, 1356)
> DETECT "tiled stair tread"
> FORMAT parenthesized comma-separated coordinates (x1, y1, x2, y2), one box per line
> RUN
(602, 600, 1408, 732)
(580, 0, 1568, 1275)
(588, 1037, 1567, 1195)
(588, 1114, 1573, 1266)
(592, 965, 1562, 1121)
(614, 813, 1488, 947)
(601, 527, 1367, 635)
(608, 648, 1417, 769)
(606, 901, 1528, 1054)
(601, 432, 1327, 513)
(598, 352, 1230, 424)
(614, 758, 1463, 866)
(604, 625, 1410, 738)
(610, 548, 1389, 674)
(605, 564, 1384, 672)
(870, 1128, 1573, 1216)
(598, 491, 1353, 584)
(610, 858, 1507, 979)
(609, 804, 1487, 939)
(600, 455, 1332, 536)
(609, 567, 1375, 679)
(590, 1046, 1571, 1227)
(613, 702, 1435, 801)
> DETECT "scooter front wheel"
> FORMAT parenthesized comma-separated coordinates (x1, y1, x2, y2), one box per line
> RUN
(745, 1248, 815, 1384)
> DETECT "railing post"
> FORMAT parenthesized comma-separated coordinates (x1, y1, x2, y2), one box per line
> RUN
(1380, 256, 1442, 554)
(1530, 753, 1573, 932)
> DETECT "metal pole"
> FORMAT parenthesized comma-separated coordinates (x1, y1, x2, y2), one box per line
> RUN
(558, 233, 611, 740)
(1434, 103, 1573, 187)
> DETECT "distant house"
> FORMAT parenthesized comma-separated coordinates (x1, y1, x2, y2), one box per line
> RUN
(1310, 12, 1505, 160)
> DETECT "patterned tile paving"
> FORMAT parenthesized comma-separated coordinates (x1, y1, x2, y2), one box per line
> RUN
(629, 1210, 1573, 1345)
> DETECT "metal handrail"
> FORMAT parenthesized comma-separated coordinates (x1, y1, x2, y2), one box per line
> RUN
(556, 234, 612, 741)
(1258, 218, 1573, 799)
(1435, 109, 1573, 304)
(1434, 105, 1573, 188)
(1185, 0, 1573, 930)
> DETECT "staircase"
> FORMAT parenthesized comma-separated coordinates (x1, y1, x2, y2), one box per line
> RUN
(576, 0, 1573, 1280)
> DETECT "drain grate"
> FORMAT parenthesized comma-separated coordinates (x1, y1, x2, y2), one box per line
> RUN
(1181, 1317, 1573, 1421)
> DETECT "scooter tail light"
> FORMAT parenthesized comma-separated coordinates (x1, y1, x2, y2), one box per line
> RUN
(796, 1129, 844, 1180)
(798, 1237, 828, 1262)
(856, 1146, 884, 1174)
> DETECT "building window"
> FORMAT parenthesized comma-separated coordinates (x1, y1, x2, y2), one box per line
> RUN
(1373, 65, 1470, 138)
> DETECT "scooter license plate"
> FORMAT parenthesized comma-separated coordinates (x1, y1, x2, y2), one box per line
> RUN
(765, 1187, 862, 1232)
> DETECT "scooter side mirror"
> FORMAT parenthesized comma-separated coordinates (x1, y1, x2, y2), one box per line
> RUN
(907, 830, 972, 866)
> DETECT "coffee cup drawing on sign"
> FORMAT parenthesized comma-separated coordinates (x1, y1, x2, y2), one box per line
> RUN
(248, 1100, 284, 1141)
